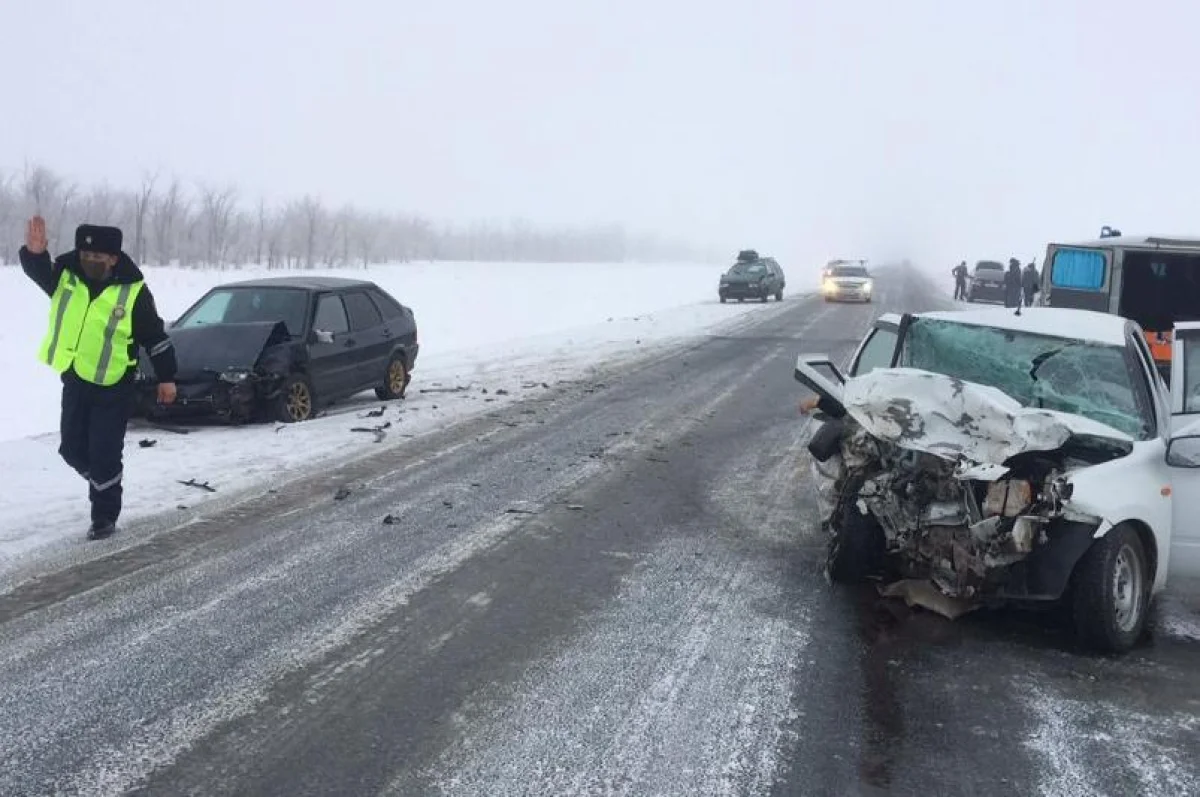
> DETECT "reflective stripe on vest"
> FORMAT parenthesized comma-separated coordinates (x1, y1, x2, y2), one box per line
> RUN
(39, 270, 145, 386)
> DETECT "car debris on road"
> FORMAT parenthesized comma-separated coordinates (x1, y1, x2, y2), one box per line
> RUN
(177, 478, 217, 493)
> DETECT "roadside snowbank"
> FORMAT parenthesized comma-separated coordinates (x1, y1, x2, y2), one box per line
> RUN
(0, 260, 799, 574)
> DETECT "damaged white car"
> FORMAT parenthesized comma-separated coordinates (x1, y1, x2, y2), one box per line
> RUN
(796, 307, 1200, 653)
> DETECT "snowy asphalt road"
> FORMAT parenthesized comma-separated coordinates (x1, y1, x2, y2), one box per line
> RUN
(1, 268, 1198, 796)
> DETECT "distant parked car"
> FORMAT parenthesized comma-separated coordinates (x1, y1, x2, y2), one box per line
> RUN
(967, 260, 1006, 304)
(719, 250, 786, 303)
(135, 276, 419, 423)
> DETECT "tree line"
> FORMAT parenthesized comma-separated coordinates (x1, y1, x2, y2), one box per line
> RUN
(0, 165, 714, 268)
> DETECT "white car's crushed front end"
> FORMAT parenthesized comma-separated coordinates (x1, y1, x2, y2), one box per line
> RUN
(809, 367, 1140, 616)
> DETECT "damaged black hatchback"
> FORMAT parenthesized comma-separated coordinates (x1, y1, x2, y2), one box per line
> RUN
(135, 276, 419, 423)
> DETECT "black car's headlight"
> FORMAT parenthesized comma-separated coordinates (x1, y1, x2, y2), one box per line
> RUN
(218, 368, 253, 384)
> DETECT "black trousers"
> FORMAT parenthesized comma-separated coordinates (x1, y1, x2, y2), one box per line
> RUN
(59, 373, 135, 526)
(954, 279, 967, 299)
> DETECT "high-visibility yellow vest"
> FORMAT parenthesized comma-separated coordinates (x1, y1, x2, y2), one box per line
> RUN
(39, 269, 144, 386)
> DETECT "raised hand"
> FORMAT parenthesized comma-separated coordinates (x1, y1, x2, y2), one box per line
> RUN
(26, 216, 48, 254)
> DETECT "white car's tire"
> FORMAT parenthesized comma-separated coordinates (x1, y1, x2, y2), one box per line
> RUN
(1071, 524, 1151, 653)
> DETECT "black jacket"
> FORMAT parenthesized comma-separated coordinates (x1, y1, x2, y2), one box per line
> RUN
(1004, 266, 1023, 307)
(1022, 266, 1039, 293)
(19, 246, 177, 384)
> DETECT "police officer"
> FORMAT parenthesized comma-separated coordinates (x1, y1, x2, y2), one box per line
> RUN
(20, 216, 178, 540)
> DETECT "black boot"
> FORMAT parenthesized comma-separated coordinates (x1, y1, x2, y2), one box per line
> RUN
(87, 520, 117, 541)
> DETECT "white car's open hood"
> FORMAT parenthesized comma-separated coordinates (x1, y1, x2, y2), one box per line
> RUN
(840, 367, 1133, 467)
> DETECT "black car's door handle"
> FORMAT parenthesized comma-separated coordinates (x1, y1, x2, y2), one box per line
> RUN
(344, 338, 356, 347)
(382, 328, 392, 338)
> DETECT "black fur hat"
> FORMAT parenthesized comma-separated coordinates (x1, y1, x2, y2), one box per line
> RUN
(75, 224, 123, 256)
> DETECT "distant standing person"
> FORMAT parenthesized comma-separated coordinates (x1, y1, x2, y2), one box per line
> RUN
(1004, 258, 1023, 308)
(1023, 260, 1040, 307)
(19, 216, 178, 540)
(952, 261, 968, 300)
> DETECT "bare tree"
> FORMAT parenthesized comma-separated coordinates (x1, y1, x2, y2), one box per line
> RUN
(151, 178, 185, 266)
(297, 195, 324, 269)
(355, 211, 384, 268)
(254, 197, 268, 266)
(47, 182, 78, 254)
(22, 164, 64, 249)
(264, 207, 286, 269)
(198, 183, 238, 267)
(179, 203, 202, 268)
(329, 205, 354, 267)
(324, 213, 341, 267)
(22, 164, 59, 214)
(81, 183, 120, 224)
(3, 162, 711, 268)
(0, 172, 15, 264)
(226, 210, 251, 267)
(131, 172, 156, 264)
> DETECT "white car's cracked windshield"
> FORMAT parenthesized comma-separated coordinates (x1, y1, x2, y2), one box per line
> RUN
(901, 319, 1149, 439)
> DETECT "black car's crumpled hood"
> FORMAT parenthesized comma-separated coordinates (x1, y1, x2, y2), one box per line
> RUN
(154, 321, 293, 382)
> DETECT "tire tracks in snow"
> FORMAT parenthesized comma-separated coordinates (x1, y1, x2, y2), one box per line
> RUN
(407, 536, 811, 797)
(390, 316, 845, 795)
(1021, 677, 1200, 797)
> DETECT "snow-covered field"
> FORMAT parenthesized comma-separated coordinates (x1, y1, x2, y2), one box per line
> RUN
(0, 260, 800, 575)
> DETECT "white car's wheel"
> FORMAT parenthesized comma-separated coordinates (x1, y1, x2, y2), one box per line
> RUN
(1071, 524, 1151, 653)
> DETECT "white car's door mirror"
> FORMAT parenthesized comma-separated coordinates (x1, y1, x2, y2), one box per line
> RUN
(1166, 435, 1200, 467)
(313, 329, 336, 344)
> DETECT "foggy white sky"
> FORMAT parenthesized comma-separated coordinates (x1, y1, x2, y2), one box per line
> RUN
(5, 0, 1199, 271)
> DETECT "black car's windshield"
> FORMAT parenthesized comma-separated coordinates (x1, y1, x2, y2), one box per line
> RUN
(899, 318, 1149, 439)
(175, 287, 309, 336)
(729, 261, 768, 275)
(831, 266, 869, 278)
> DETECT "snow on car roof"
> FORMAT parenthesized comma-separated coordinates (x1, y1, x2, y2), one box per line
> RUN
(1053, 234, 1200, 250)
(877, 307, 1131, 346)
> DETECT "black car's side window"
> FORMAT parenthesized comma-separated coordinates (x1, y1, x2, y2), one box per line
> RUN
(851, 327, 899, 376)
(369, 289, 404, 321)
(344, 291, 384, 332)
(314, 294, 350, 334)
